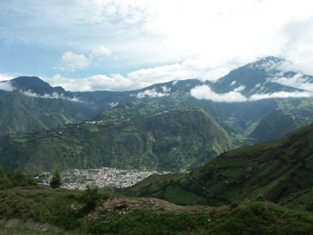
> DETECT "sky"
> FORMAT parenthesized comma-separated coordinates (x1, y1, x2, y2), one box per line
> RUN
(1, 0, 313, 92)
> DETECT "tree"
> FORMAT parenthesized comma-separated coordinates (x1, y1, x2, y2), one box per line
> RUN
(50, 169, 62, 189)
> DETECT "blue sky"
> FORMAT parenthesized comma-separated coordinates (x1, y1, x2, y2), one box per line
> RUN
(1, 0, 313, 91)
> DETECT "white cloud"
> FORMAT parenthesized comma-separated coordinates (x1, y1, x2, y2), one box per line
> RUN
(280, 16, 313, 74)
(48, 60, 224, 91)
(130, 88, 170, 99)
(109, 102, 119, 107)
(57, 46, 113, 72)
(190, 84, 313, 102)
(3, 0, 313, 89)
(252, 57, 285, 72)
(0, 81, 15, 91)
(233, 85, 246, 92)
(58, 51, 90, 72)
(161, 86, 171, 93)
(45, 52, 313, 93)
(273, 73, 313, 92)
(0, 74, 15, 81)
(20, 90, 80, 102)
(172, 80, 178, 86)
(190, 85, 248, 102)
(46, 73, 135, 91)
(47, 57, 230, 91)
(249, 91, 313, 100)
(90, 46, 112, 58)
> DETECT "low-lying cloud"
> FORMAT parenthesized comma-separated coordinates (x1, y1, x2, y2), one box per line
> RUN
(47, 57, 241, 92)
(20, 90, 80, 102)
(190, 85, 313, 102)
(161, 86, 171, 93)
(190, 85, 247, 102)
(273, 73, 313, 91)
(0, 81, 15, 91)
(109, 102, 119, 107)
(249, 90, 312, 100)
(130, 88, 170, 99)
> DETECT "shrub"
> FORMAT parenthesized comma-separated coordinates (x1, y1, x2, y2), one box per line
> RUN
(50, 169, 62, 189)
(0, 168, 37, 189)
(81, 184, 101, 210)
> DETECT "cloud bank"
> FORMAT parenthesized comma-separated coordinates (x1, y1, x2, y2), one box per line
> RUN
(46, 59, 237, 92)
(190, 85, 247, 102)
(1, 0, 313, 92)
(273, 73, 313, 92)
(130, 88, 170, 99)
(249, 91, 312, 101)
(0, 81, 15, 91)
(190, 85, 313, 103)
(20, 90, 80, 102)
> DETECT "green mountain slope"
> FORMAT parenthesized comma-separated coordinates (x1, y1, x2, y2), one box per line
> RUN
(125, 121, 313, 209)
(0, 92, 96, 135)
(201, 98, 313, 146)
(0, 107, 233, 175)
(95, 92, 313, 147)
(249, 98, 313, 142)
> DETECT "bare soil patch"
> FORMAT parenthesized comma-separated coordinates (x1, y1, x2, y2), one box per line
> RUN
(84, 197, 207, 222)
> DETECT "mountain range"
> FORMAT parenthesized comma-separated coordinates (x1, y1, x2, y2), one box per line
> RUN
(1, 56, 313, 175)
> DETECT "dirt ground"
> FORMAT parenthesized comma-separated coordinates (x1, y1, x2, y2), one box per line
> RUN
(84, 197, 208, 222)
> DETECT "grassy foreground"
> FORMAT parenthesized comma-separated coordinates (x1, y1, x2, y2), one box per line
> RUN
(0, 226, 74, 235)
(1, 186, 313, 235)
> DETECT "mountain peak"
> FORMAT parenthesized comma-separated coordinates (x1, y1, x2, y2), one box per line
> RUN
(256, 56, 283, 62)
(11, 76, 51, 89)
(9, 76, 72, 98)
(248, 56, 285, 71)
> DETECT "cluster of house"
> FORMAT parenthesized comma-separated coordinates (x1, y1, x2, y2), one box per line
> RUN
(291, 115, 310, 120)
(39, 167, 169, 190)
(84, 120, 104, 124)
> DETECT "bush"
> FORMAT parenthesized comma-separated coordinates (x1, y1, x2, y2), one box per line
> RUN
(81, 184, 102, 210)
(50, 169, 62, 189)
(0, 168, 37, 189)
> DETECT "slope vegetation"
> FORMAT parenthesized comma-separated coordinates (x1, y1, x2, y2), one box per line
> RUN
(0, 107, 233, 175)
(1, 186, 313, 235)
(125, 122, 313, 209)
(0, 92, 95, 135)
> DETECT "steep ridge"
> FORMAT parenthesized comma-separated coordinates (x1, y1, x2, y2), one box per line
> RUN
(0, 107, 233, 175)
(0, 76, 97, 135)
(125, 122, 313, 209)
(10, 76, 72, 97)
(0, 92, 96, 135)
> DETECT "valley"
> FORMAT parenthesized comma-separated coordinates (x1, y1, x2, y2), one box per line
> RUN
(2, 57, 313, 234)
